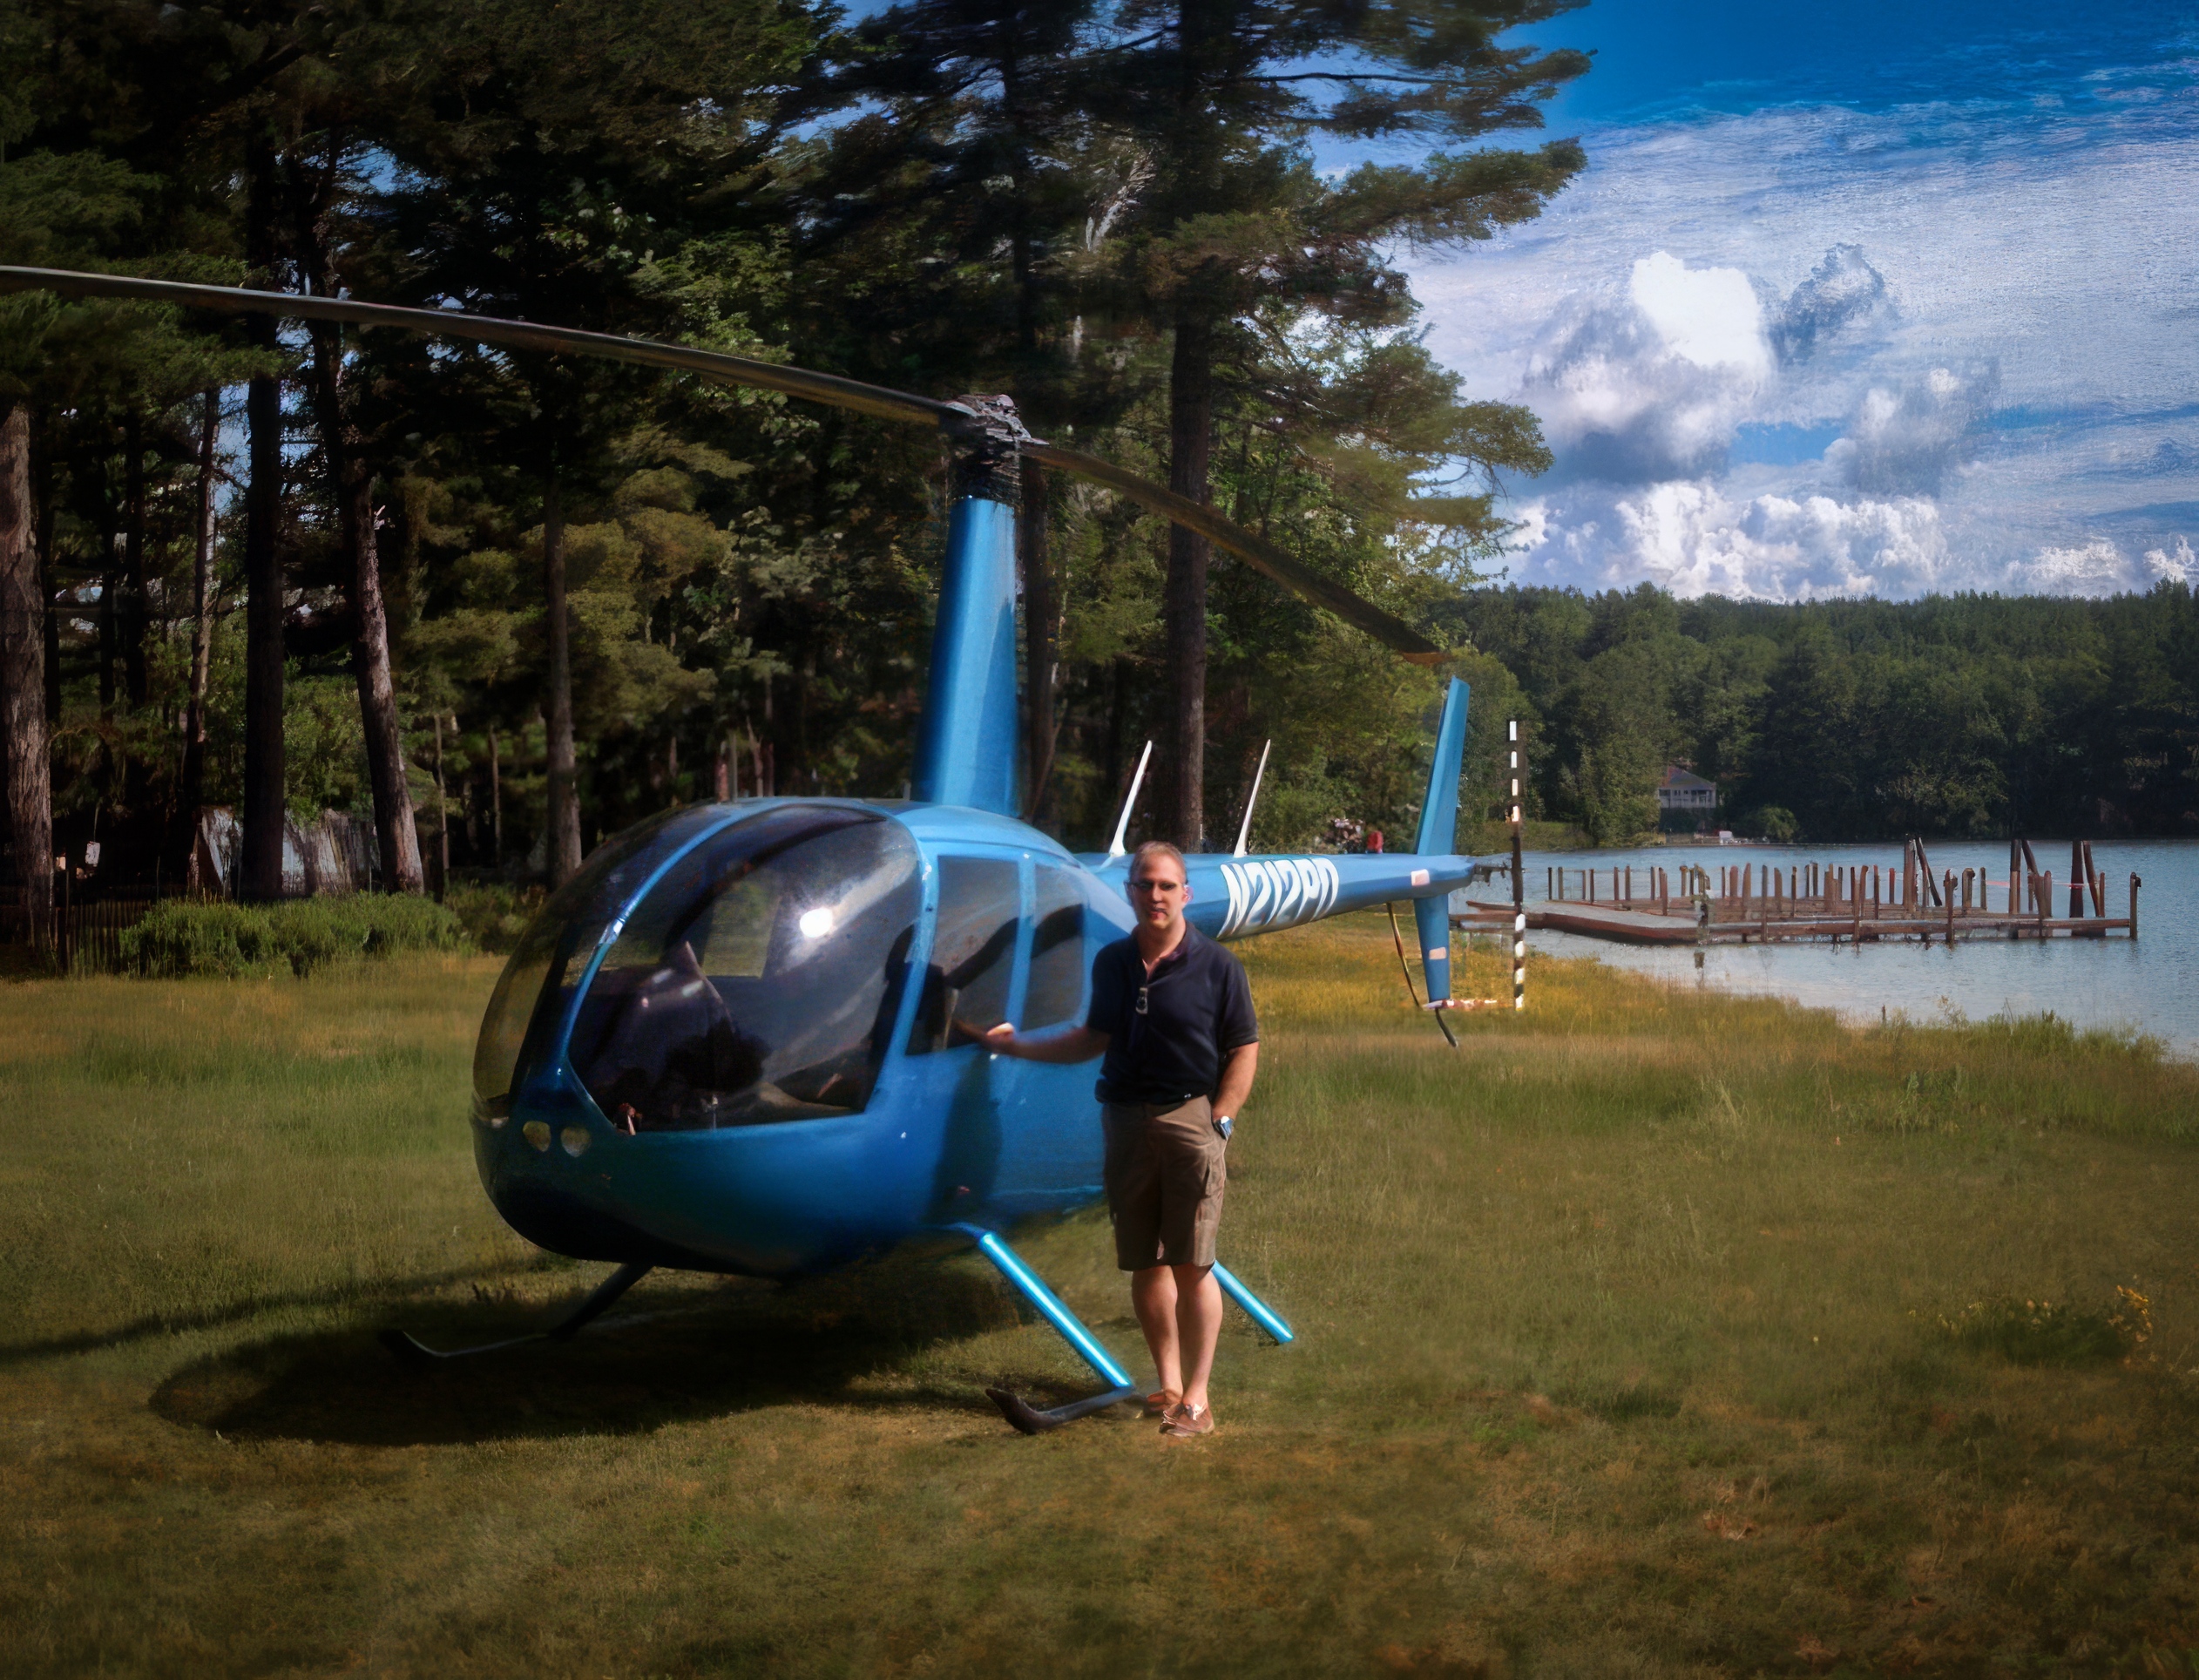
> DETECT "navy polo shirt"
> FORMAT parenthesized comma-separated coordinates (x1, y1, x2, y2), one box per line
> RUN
(1086, 923, 1258, 1106)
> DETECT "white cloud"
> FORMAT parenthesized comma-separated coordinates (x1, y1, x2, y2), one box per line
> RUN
(1505, 480, 1951, 600)
(1526, 251, 1769, 483)
(2143, 535, 2196, 584)
(1768, 244, 1891, 367)
(1628, 251, 1768, 374)
(2013, 539, 2139, 594)
(1830, 365, 1997, 495)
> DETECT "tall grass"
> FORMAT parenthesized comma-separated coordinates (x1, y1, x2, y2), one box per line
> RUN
(3, 920, 2197, 1677)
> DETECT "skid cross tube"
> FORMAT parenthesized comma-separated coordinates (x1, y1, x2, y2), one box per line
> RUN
(380, 1261, 653, 1365)
(950, 1224, 1137, 1432)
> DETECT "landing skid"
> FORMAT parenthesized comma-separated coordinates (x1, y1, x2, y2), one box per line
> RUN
(950, 1226, 1297, 1433)
(379, 1261, 654, 1365)
(946, 1225, 1138, 1432)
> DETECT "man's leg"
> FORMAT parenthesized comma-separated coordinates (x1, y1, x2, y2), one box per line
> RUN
(1132, 1265, 1181, 1397)
(1171, 1263, 1223, 1412)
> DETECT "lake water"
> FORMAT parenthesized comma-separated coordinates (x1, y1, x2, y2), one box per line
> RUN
(1465, 838, 2199, 1058)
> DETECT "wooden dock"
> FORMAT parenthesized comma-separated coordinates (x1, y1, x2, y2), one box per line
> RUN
(1454, 837, 2140, 948)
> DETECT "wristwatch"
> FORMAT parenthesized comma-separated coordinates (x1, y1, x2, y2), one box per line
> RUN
(1214, 1114, 1234, 1141)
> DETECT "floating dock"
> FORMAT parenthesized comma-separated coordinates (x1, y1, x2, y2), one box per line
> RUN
(1455, 838, 2139, 947)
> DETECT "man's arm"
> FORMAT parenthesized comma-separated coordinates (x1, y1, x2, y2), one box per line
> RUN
(1214, 1040, 1257, 1119)
(983, 1021, 1109, 1064)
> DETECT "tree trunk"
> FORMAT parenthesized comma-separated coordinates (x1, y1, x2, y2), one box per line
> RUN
(97, 458, 117, 717)
(290, 171, 424, 898)
(122, 410, 149, 708)
(0, 403, 51, 949)
(1020, 457, 1056, 822)
(543, 475, 581, 884)
(1161, 311, 1215, 848)
(487, 721, 502, 868)
(303, 326, 423, 894)
(35, 439, 58, 727)
(179, 389, 219, 830)
(1102, 654, 1129, 821)
(241, 131, 288, 902)
(431, 711, 448, 901)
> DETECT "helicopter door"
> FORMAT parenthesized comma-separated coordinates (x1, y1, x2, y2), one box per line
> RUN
(905, 853, 1025, 1220)
(986, 863, 1108, 1214)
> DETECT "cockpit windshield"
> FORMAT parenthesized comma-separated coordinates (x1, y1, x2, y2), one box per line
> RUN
(565, 806, 922, 1131)
(471, 804, 727, 1119)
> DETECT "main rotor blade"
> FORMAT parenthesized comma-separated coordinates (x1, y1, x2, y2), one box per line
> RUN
(0, 265, 1449, 666)
(0, 266, 951, 427)
(1025, 441, 1445, 665)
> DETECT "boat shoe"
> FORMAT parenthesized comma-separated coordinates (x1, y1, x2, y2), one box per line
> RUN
(1160, 1401, 1215, 1439)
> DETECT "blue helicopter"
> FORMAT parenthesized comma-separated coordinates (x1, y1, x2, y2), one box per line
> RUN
(3, 265, 1499, 1431)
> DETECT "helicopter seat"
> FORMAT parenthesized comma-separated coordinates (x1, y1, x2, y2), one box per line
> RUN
(573, 941, 767, 1132)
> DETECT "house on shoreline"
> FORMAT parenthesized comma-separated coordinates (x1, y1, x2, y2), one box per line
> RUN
(1658, 765, 1717, 830)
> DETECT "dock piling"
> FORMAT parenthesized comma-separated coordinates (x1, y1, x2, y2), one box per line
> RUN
(1475, 842, 2135, 952)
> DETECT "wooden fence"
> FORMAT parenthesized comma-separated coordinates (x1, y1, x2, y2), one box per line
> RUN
(0, 888, 171, 974)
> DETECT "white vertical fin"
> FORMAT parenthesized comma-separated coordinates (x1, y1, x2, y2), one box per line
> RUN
(1232, 739, 1271, 858)
(1106, 741, 1154, 860)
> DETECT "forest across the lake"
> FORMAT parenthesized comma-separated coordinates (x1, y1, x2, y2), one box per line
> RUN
(1454, 583, 2199, 848)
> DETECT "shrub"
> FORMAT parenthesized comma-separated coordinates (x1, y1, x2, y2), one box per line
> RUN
(1750, 805, 1799, 843)
(120, 896, 471, 978)
(442, 881, 546, 953)
(1939, 1294, 2140, 1366)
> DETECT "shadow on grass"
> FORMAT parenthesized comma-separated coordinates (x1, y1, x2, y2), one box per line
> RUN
(0, 1257, 562, 1370)
(147, 1249, 1108, 1446)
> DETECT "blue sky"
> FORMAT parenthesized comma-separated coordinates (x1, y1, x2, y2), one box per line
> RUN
(1404, 0, 2199, 598)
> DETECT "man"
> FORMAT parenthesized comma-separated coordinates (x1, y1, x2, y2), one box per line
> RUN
(984, 840, 1257, 1438)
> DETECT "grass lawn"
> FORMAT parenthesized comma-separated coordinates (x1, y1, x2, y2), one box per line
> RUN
(4, 916, 2198, 1677)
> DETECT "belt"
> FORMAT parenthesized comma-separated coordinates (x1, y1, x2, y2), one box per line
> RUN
(1099, 1086, 1202, 1108)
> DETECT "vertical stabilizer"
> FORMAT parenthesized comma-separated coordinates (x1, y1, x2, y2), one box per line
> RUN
(1412, 678, 1471, 857)
(1411, 677, 1470, 1004)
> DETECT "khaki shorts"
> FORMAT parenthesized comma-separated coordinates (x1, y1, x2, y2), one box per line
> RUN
(1103, 1097, 1226, 1270)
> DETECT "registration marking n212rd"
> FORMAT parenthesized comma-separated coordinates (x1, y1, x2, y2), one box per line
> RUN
(1218, 857, 1342, 936)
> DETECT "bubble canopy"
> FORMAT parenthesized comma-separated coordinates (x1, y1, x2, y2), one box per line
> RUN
(472, 803, 922, 1133)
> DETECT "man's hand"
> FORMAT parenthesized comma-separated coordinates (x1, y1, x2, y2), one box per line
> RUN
(983, 1022, 1110, 1065)
(1214, 1040, 1258, 1122)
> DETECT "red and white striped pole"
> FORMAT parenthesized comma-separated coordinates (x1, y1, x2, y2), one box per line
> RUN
(1509, 719, 1526, 1011)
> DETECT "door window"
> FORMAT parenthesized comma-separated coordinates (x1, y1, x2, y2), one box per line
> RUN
(1022, 867, 1086, 1031)
(908, 856, 1020, 1053)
